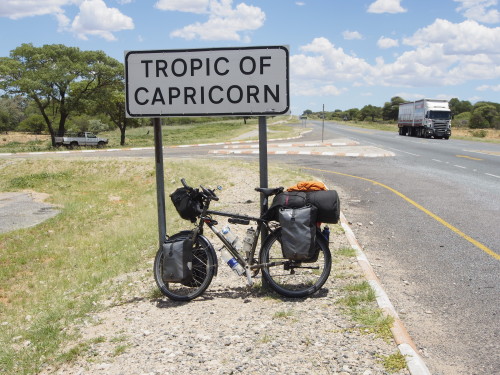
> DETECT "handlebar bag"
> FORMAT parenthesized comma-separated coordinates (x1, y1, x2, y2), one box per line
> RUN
(279, 205, 317, 261)
(170, 187, 203, 222)
(162, 237, 193, 283)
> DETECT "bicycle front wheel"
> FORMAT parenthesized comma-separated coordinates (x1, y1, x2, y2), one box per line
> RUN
(259, 228, 331, 298)
(154, 232, 215, 301)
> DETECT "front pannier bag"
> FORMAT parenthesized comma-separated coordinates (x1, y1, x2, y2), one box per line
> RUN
(170, 187, 203, 222)
(279, 205, 317, 261)
(162, 237, 193, 283)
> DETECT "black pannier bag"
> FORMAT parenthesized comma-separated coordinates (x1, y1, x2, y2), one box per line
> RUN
(170, 187, 203, 222)
(264, 191, 307, 221)
(162, 237, 193, 283)
(306, 190, 340, 224)
(279, 205, 317, 261)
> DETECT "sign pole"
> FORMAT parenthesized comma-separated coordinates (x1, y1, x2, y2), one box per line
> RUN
(258, 116, 269, 241)
(322, 104, 325, 143)
(153, 118, 166, 246)
(258, 116, 268, 207)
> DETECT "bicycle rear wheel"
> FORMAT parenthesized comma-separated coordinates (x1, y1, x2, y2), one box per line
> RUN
(154, 232, 215, 301)
(259, 228, 331, 298)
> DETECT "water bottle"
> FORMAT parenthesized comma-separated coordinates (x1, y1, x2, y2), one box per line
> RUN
(242, 227, 255, 257)
(221, 225, 242, 250)
(322, 225, 330, 242)
(220, 248, 245, 276)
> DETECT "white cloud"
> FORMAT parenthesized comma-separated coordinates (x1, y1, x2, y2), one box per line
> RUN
(291, 37, 374, 88)
(296, 2, 306, 6)
(155, 0, 209, 14)
(454, 0, 500, 23)
(367, 0, 407, 14)
(377, 36, 399, 48)
(0, 0, 133, 41)
(168, 0, 265, 41)
(71, 0, 134, 41)
(291, 16, 500, 97)
(342, 30, 363, 40)
(403, 19, 500, 55)
(0, 0, 70, 19)
(291, 81, 346, 97)
(477, 84, 500, 91)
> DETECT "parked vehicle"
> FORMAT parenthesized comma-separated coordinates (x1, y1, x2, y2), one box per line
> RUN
(398, 99, 452, 139)
(55, 132, 108, 148)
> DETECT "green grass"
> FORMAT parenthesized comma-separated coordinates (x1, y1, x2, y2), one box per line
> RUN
(337, 281, 394, 341)
(379, 352, 408, 372)
(272, 310, 294, 319)
(0, 157, 314, 375)
(336, 247, 357, 257)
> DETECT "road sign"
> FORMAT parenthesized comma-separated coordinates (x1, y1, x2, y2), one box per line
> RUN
(125, 46, 289, 117)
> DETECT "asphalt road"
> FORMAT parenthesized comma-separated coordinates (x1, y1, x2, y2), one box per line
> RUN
(281, 121, 500, 375)
(3, 122, 499, 374)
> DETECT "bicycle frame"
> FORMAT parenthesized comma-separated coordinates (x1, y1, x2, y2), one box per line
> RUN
(191, 200, 277, 286)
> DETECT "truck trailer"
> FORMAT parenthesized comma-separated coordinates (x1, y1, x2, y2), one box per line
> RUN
(398, 99, 452, 139)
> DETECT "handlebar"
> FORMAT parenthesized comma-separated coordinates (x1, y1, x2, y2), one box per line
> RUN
(180, 178, 219, 201)
(201, 185, 219, 201)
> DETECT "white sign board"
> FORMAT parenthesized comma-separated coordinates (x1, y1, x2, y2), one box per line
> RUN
(125, 46, 289, 117)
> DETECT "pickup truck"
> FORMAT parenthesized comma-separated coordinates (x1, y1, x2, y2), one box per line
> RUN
(55, 132, 108, 148)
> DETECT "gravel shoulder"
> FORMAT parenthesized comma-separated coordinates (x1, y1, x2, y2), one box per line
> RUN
(35, 180, 409, 375)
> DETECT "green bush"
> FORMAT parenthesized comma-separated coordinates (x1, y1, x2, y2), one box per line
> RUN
(470, 129, 487, 138)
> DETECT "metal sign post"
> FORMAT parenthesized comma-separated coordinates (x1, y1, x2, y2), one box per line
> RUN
(153, 118, 166, 246)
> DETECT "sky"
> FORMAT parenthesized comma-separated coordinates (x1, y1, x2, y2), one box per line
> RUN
(0, 0, 499, 115)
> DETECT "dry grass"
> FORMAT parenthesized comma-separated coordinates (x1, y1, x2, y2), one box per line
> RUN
(0, 133, 50, 145)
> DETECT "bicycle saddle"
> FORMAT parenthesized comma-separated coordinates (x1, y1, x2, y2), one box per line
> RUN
(255, 187, 284, 197)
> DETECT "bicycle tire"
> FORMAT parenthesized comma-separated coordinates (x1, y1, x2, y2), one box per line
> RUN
(259, 228, 331, 298)
(154, 232, 215, 301)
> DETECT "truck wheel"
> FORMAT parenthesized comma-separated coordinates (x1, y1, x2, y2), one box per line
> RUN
(70, 141, 79, 149)
(97, 141, 105, 148)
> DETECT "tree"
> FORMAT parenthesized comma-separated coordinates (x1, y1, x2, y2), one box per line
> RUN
(470, 103, 499, 129)
(382, 96, 405, 121)
(0, 95, 27, 132)
(359, 105, 382, 121)
(92, 81, 140, 146)
(18, 114, 46, 134)
(449, 98, 473, 117)
(346, 108, 360, 121)
(0, 44, 123, 146)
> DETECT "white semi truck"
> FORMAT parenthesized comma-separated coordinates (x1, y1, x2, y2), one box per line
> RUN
(398, 99, 452, 139)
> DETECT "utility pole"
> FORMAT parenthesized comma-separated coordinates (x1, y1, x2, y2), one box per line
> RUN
(322, 104, 325, 143)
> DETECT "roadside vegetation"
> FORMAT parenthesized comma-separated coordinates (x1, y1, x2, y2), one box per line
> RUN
(0, 115, 301, 153)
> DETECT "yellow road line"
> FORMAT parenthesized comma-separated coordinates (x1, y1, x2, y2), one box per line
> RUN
(305, 167, 500, 261)
(456, 155, 482, 161)
(466, 150, 500, 157)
